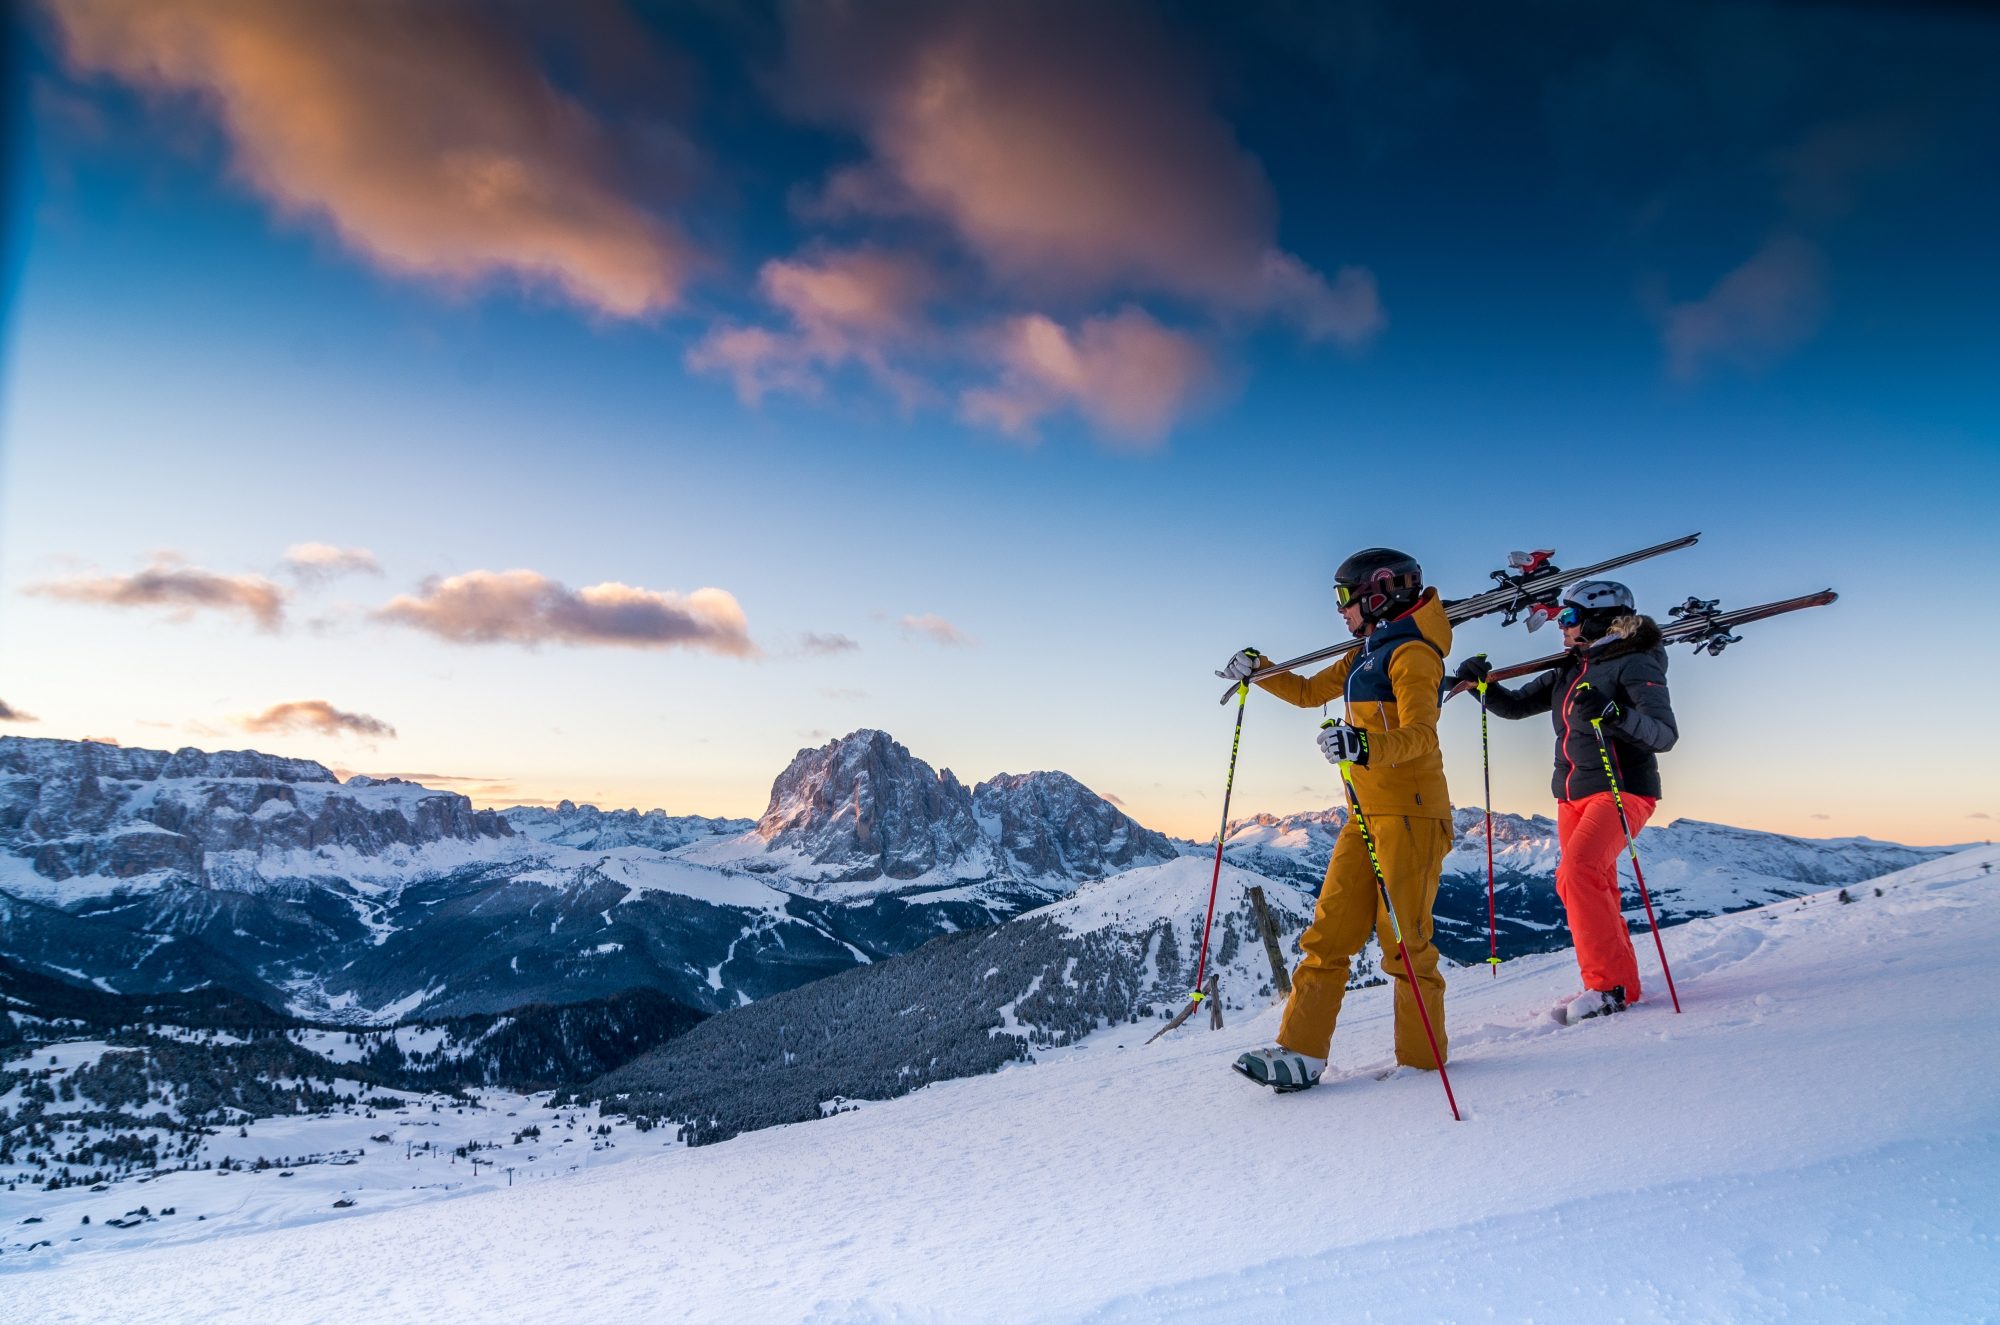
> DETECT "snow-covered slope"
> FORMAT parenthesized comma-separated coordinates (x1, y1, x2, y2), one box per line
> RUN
(7, 847, 1994, 1321)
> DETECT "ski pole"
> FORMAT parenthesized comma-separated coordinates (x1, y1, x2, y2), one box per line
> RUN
(1326, 723, 1461, 1121)
(1475, 661, 1499, 978)
(1190, 670, 1253, 1002)
(1579, 693, 1682, 1014)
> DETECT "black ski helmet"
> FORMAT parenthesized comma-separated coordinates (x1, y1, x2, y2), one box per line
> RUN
(1561, 579, 1635, 640)
(1334, 548, 1423, 621)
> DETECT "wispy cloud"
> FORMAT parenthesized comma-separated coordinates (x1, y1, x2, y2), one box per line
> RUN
(1971, 812, 1992, 821)
(688, 246, 933, 407)
(376, 569, 755, 655)
(961, 307, 1212, 448)
(799, 632, 861, 656)
(43, 0, 697, 318)
(899, 613, 973, 647)
(28, 555, 287, 630)
(241, 700, 396, 740)
(0, 699, 37, 723)
(1661, 233, 1827, 381)
(284, 542, 382, 584)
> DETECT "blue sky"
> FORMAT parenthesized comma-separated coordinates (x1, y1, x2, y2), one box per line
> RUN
(2, 1, 1995, 843)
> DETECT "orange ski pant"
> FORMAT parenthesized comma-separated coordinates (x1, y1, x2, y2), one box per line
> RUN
(1556, 790, 1658, 1001)
(1277, 814, 1451, 1068)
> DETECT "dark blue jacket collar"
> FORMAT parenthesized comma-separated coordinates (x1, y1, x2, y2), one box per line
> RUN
(1362, 613, 1422, 656)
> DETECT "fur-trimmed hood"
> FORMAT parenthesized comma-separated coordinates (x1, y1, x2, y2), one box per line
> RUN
(1587, 613, 1663, 659)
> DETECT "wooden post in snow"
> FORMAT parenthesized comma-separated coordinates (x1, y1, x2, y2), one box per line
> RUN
(1248, 885, 1292, 997)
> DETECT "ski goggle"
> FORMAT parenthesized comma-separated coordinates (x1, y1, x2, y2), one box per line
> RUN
(1335, 584, 1358, 608)
(1556, 605, 1582, 628)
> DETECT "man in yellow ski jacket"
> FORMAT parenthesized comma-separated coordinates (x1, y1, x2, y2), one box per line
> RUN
(1221, 548, 1454, 1092)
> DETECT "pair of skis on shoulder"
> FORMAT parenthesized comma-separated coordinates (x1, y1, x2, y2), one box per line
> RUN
(1216, 531, 1836, 703)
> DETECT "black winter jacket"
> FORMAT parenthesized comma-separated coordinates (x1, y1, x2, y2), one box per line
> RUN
(1478, 615, 1679, 801)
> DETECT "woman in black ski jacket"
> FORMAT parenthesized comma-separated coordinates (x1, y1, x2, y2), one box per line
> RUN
(1448, 580, 1677, 1024)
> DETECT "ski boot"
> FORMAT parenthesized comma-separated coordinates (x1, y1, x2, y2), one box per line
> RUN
(1232, 1046, 1326, 1093)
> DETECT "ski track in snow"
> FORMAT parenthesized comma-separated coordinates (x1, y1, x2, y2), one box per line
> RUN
(5, 848, 1998, 1324)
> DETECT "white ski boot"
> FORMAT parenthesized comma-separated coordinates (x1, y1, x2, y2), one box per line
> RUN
(1559, 986, 1629, 1025)
(1232, 1046, 1326, 1093)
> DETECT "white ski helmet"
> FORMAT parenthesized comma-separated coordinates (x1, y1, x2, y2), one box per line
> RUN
(1562, 580, 1635, 614)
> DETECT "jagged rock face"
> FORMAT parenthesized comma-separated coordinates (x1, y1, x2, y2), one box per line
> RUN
(0, 736, 336, 785)
(972, 772, 1177, 881)
(0, 736, 512, 887)
(742, 734, 1169, 889)
(755, 730, 991, 881)
(505, 803, 752, 852)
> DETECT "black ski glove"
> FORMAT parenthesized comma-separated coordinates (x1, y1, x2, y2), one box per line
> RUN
(1570, 684, 1622, 725)
(1317, 721, 1369, 766)
(1452, 656, 1492, 687)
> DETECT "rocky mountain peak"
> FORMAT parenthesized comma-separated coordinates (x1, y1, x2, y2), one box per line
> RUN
(971, 771, 1177, 881)
(755, 730, 990, 881)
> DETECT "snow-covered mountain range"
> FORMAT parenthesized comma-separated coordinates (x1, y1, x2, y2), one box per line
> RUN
(0, 732, 1177, 1022)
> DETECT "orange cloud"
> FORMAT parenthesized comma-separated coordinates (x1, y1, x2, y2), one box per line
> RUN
(241, 700, 396, 740)
(44, 0, 695, 317)
(376, 569, 754, 656)
(688, 246, 933, 406)
(961, 308, 1212, 447)
(29, 555, 287, 630)
(782, 2, 1382, 341)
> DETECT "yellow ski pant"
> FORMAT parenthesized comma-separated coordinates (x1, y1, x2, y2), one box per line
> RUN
(1277, 814, 1452, 1068)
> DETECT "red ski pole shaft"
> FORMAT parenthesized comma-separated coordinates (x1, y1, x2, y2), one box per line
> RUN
(1191, 678, 1251, 997)
(1588, 718, 1681, 1014)
(1334, 750, 1460, 1121)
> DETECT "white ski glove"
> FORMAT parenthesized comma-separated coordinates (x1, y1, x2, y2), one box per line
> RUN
(1316, 721, 1369, 766)
(1216, 647, 1264, 681)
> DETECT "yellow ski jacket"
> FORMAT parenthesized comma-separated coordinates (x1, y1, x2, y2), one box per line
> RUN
(1253, 589, 1453, 821)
